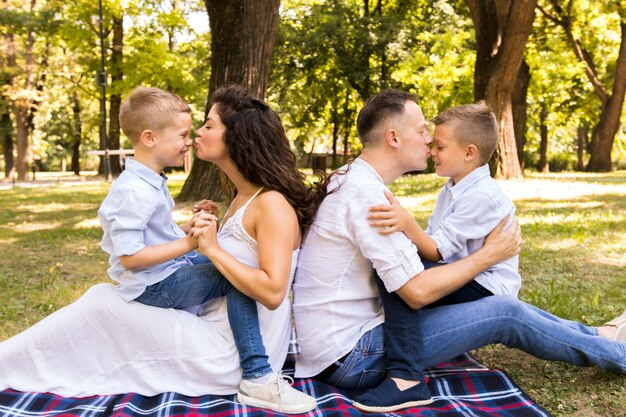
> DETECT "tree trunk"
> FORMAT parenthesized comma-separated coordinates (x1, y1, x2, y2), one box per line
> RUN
(585, 19, 626, 171)
(538, 102, 549, 173)
(539, 3, 626, 172)
(8, 0, 36, 181)
(1, 111, 13, 179)
(178, 0, 280, 202)
(2, 23, 15, 179)
(466, 0, 536, 179)
(71, 91, 82, 175)
(107, 15, 123, 177)
(512, 60, 530, 171)
(576, 125, 587, 171)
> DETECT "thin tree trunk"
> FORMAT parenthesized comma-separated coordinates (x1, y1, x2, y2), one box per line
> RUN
(106, 15, 123, 177)
(331, 111, 339, 169)
(178, 0, 280, 202)
(538, 103, 549, 173)
(512, 61, 530, 171)
(71, 92, 82, 175)
(466, 0, 536, 179)
(576, 125, 587, 171)
(1, 111, 13, 179)
(1, 10, 15, 179)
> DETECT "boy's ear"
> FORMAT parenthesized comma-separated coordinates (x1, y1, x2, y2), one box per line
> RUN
(139, 129, 156, 148)
(465, 144, 479, 162)
(385, 128, 400, 148)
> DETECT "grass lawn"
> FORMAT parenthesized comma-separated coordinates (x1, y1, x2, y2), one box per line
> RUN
(1, 170, 625, 416)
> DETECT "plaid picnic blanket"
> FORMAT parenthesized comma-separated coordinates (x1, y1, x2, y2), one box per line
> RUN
(0, 353, 551, 417)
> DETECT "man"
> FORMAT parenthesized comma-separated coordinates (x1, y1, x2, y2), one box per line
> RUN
(293, 89, 522, 411)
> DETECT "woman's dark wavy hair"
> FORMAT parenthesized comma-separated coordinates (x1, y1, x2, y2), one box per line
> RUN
(211, 85, 327, 228)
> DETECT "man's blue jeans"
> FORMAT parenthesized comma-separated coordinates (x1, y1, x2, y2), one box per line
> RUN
(318, 296, 626, 390)
(134, 254, 271, 380)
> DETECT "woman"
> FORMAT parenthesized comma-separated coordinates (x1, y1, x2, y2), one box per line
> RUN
(0, 86, 326, 411)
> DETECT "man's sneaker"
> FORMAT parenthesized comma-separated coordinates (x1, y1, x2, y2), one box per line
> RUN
(237, 373, 317, 414)
(605, 308, 626, 341)
(352, 378, 433, 413)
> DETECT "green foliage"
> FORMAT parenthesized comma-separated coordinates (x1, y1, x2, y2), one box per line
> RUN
(527, 1, 626, 171)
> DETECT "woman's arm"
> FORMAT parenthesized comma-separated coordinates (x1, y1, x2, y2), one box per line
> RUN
(195, 191, 298, 310)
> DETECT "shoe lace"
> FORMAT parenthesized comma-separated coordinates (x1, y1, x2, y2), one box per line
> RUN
(270, 372, 295, 408)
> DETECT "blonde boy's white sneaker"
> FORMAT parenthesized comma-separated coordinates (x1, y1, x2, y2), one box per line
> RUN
(237, 373, 316, 414)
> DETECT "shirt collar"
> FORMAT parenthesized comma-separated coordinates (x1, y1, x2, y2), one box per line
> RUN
(445, 164, 491, 199)
(124, 158, 168, 189)
(354, 157, 385, 185)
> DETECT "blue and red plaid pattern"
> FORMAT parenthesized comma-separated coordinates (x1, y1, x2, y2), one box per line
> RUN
(0, 354, 551, 417)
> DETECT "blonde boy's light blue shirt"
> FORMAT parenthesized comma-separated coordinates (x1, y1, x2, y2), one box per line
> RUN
(98, 158, 195, 301)
(427, 164, 521, 297)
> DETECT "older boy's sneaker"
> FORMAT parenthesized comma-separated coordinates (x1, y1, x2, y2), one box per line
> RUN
(237, 373, 316, 414)
(605, 308, 626, 341)
(352, 378, 433, 413)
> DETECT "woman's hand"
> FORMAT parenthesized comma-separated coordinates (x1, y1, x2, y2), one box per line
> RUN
(193, 199, 219, 217)
(368, 190, 413, 235)
(194, 217, 220, 258)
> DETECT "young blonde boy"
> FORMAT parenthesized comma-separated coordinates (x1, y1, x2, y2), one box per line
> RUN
(368, 101, 520, 306)
(98, 86, 313, 414)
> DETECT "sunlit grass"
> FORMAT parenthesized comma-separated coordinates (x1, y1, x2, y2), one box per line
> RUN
(0, 170, 625, 416)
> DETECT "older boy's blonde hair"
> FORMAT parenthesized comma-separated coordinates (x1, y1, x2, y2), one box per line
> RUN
(431, 101, 498, 165)
(119, 86, 191, 144)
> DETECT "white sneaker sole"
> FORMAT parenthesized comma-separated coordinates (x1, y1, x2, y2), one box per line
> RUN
(237, 392, 316, 414)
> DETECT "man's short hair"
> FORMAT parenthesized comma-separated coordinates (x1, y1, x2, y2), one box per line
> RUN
(357, 89, 417, 147)
(119, 86, 190, 144)
(432, 101, 498, 165)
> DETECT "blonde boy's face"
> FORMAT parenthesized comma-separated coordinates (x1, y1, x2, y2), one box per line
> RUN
(430, 122, 472, 184)
(153, 112, 193, 169)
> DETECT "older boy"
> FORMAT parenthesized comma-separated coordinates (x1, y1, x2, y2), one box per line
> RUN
(98, 86, 315, 414)
(368, 101, 520, 306)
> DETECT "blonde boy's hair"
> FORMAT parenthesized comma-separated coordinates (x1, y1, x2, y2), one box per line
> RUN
(431, 101, 498, 165)
(119, 86, 191, 144)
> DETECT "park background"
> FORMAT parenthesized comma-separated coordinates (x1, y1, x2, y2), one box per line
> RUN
(1, 1, 625, 416)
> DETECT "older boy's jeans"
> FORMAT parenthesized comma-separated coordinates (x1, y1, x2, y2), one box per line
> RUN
(134, 254, 271, 380)
(318, 296, 626, 390)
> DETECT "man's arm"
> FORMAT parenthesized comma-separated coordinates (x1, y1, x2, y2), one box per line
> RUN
(396, 216, 522, 309)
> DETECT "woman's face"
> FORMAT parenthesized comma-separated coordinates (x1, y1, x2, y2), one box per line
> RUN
(194, 104, 228, 163)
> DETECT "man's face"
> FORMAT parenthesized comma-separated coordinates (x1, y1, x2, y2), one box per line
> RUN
(395, 100, 432, 172)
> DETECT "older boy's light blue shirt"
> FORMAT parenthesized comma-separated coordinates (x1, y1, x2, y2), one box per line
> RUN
(426, 164, 521, 297)
(98, 158, 194, 301)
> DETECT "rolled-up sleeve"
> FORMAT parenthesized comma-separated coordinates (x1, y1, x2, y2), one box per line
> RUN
(346, 186, 424, 293)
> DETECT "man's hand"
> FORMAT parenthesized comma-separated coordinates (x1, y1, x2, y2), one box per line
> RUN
(368, 190, 414, 235)
(483, 215, 522, 262)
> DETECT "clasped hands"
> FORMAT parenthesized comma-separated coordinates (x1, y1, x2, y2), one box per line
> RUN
(187, 199, 220, 254)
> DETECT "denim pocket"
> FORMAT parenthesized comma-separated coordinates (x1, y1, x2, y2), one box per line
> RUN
(137, 290, 174, 308)
(357, 369, 386, 390)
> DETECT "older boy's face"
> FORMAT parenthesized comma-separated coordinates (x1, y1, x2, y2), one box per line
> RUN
(154, 112, 193, 169)
(430, 122, 469, 183)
